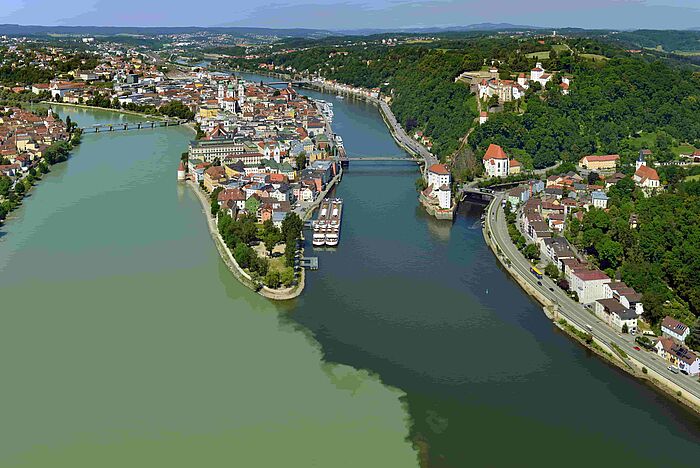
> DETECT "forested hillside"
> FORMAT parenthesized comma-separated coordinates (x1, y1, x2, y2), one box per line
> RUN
(469, 58, 700, 168)
(565, 174, 700, 349)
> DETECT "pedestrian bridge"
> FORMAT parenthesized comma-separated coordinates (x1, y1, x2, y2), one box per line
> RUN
(80, 119, 188, 133)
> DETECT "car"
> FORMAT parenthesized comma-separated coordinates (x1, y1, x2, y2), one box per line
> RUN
(633, 346, 641, 351)
(548, 287, 554, 292)
(668, 366, 679, 374)
(586, 325, 593, 332)
(537, 281, 542, 286)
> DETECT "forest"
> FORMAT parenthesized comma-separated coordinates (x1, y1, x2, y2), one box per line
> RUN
(232, 34, 699, 166)
(565, 174, 700, 350)
(469, 57, 700, 168)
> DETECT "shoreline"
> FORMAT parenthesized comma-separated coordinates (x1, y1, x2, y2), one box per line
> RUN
(185, 179, 305, 301)
(481, 198, 700, 416)
(42, 101, 169, 120)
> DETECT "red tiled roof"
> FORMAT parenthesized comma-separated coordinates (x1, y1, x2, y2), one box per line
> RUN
(483, 143, 508, 161)
(428, 164, 449, 175)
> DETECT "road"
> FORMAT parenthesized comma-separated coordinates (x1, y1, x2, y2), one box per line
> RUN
(485, 192, 700, 400)
(377, 100, 439, 169)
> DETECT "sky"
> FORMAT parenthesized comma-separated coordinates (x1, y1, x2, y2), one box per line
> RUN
(1, 0, 699, 30)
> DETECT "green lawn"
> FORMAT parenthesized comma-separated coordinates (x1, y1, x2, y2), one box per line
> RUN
(672, 144, 696, 157)
(685, 174, 700, 181)
(580, 53, 609, 61)
(552, 44, 569, 53)
(526, 51, 550, 59)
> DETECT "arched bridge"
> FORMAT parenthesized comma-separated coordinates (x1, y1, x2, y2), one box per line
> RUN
(80, 119, 188, 134)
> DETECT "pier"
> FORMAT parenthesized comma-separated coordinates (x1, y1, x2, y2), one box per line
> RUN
(300, 257, 319, 270)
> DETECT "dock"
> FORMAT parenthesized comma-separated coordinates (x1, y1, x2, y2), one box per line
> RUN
(300, 257, 319, 270)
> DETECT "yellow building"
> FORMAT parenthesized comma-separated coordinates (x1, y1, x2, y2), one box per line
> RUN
(579, 154, 619, 171)
(199, 106, 218, 119)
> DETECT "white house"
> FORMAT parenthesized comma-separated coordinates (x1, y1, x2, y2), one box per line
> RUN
(570, 269, 611, 304)
(591, 190, 608, 209)
(427, 163, 450, 189)
(426, 164, 452, 210)
(479, 112, 489, 125)
(483, 143, 509, 178)
(604, 282, 644, 316)
(661, 316, 690, 342)
(595, 299, 638, 333)
(530, 62, 553, 87)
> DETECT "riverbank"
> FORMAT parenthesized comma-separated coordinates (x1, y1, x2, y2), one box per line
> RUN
(481, 197, 700, 415)
(186, 179, 304, 301)
(43, 101, 169, 120)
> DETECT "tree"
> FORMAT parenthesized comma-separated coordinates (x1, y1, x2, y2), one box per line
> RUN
(295, 151, 307, 170)
(14, 181, 25, 196)
(588, 171, 600, 185)
(233, 243, 252, 269)
(622, 323, 629, 334)
(263, 231, 280, 255)
(545, 263, 559, 279)
(523, 243, 540, 260)
(686, 318, 700, 352)
(281, 268, 295, 287)
(280, 212, 303, 241)
(284, 235, 297, 267)
(264, 270, 281, 288)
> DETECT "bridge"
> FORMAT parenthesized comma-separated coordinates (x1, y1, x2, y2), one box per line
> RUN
(460, 187, 496, 203)
(79, 119, 188, 134)
(338, 155, 421, 167)
(265, 81, 309, 87)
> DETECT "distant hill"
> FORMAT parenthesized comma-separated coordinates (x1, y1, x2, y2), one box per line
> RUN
(335, 23, 541, 35)
(0, 24, 334, 38)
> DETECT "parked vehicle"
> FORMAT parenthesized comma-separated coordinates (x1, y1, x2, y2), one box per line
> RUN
(668, 366, 679, 374)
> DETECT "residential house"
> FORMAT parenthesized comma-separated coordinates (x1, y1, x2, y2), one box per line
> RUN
(594, 298, 638, 333)
(661, 316, 690, 342)
(655, 337, 700, 375)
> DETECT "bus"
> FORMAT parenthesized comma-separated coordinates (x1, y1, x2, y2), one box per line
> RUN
(530, 266, 543, 279)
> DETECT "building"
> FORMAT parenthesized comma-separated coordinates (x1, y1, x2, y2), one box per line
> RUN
(655, 337, 700, 375)
(479, 111, 489, 125)
(427, 164, 450, 190)
(509, 159, 521, 175)
(579, 154, 619, 172)
(661, 316, 690, 342)
(633, 152, 660, 192)
(426, 164, 452, 210)
(530, 62, 553, 87)
(570, 269, 611, 304)
(594, 299, 638, 333)
(604, 282, 643, 316)
(591, 190, 609, 209)
(483, 144, 510, 178)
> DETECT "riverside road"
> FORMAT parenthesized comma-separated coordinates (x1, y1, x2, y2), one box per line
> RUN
(485, 192, 700, 402)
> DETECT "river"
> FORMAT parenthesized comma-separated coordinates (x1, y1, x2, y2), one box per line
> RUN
(0, 81, 697, 467)
(244, 73, 700, 466)
(0, 107, 416, 467)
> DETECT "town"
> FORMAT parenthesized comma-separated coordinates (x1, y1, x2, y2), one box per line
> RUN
(481, 142, 699, 376)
